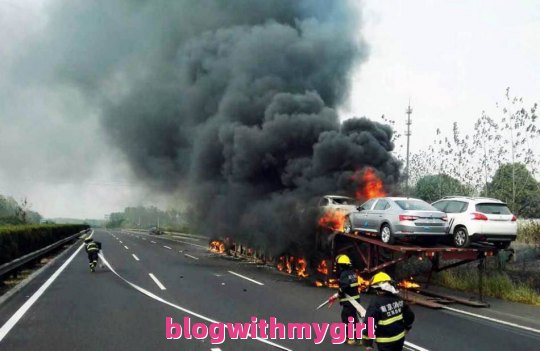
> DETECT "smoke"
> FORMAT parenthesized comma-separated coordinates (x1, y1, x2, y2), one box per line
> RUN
(7, 0, 401, 252)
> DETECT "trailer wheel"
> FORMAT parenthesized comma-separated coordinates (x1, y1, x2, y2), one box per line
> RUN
(453, 226, 470, 248)
(380, 224, 395, 245)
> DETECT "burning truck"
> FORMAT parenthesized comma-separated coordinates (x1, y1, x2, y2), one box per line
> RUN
(208, 166, 499, 305)
(208, 167, 397, 289)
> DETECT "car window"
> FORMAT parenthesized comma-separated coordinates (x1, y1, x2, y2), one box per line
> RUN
(476, 203, 511, 214)
(395, 199, 437, 211)
(432, 200, 448, 212)
(333, 197, 355, 205)
(374, 200, 389, 210)
(446, 201, 468, 213)
(360, 199, 376, 210)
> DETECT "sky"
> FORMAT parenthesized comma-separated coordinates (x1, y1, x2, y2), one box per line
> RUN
(0, 0, 538, 219)
(343, 0, 540, 156)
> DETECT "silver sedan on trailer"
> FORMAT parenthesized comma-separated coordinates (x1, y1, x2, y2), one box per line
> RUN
(343, 197, 449, 245)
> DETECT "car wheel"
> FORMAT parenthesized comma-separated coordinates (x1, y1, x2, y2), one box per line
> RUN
(453, 227, 470, 248)
(343, 217, 353, 234)
(380, 224, 395, 245)
(495, 241, 511, 249)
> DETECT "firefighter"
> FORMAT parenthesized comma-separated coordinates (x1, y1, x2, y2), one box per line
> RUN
(363, 272, 415, 351)
(84, 236, 102, 272)
(336, 254, 362, 346)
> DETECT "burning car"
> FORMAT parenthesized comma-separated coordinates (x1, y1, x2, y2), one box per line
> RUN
(318, 195, 359, 232)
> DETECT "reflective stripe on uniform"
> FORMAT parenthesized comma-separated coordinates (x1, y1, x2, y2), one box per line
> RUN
(376, 330, 406, 343)
(339, 294, 360, 302)
(378, 314, 403, 326)
(350, 282, 359, 287)
(86, 243, 99, 252)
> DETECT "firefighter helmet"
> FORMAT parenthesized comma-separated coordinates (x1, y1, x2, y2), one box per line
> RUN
(371, 272, 392, 286)
(336, 254, 352, 265)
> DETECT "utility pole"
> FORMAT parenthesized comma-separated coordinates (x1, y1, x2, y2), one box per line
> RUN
(405, 101, 413, 195)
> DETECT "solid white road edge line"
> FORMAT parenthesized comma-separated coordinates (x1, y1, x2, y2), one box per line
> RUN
(228, 271, 264, 286)
(404, 341, 431, 351)
(149, 273, 167, 290)
(184, 254, 199, 260)
(442, 306, 540, 335)
(0, 232, 90, 342)
(99, 254, 292, 351)
(132, 254, 140, 261)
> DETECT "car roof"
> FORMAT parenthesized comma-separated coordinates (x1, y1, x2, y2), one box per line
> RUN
(386, 197, 423, 201)
(325, 195, 355, 200)
(437, 196, 505, 203)
(363, 196, 423, 202)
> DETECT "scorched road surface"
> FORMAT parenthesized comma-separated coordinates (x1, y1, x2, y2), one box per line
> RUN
(1, 229, 539, 351)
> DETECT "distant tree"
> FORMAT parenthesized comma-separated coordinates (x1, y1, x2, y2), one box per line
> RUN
(485, 163, 540, 218)
(412, 174, 474, 203)
(106, 212, 126, 228)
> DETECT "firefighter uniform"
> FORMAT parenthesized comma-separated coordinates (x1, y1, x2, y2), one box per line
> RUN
(364, 272, 415, 351)
(336, 255, 362, 346)
(338, 266, 361, 324)
(84, 238, 101, 272)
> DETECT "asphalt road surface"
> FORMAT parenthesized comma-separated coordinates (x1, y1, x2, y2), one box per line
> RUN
(1, 229, 539, 351)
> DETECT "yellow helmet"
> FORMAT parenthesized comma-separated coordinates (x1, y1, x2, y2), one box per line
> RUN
(371, 272, 392, 286)
(336, 254, 352, 265)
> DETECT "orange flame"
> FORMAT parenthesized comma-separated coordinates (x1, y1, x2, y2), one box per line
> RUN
(397, 278, 420, 290)
(318, 209, 347, 232)
(296, 258, 309, 278)
(316, 260, 329, 275)
(209, 240, 225, 253)
(328, 278, 339, 289)
(277, 256, 309, 278)
(354, 168, 386, 200)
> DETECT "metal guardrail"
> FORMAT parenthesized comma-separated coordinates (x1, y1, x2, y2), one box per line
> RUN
(0, 230, 89, 277)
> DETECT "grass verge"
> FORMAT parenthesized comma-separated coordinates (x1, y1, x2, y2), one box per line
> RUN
(435, 269, 540, 306)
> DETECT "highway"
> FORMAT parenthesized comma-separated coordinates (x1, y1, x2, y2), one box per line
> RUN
(1, 229, 539, 351)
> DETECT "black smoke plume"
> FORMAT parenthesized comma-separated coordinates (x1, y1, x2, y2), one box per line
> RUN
(33, 0, 401, 255)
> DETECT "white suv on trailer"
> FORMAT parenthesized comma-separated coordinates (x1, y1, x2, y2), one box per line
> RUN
(432, 196, 517, 248)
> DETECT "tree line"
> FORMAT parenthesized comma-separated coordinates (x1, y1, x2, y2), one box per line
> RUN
(106, 206, 187, 231)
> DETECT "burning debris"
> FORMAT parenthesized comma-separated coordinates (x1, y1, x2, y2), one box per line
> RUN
(209, 240, 225, 254)
(276, 256, 309, 278)
(316, 260, 330, 276)
(397, 278, 421, 290)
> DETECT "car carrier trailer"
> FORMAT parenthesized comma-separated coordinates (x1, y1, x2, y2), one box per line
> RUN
(210, 229, 507, 309)
(312, 230, 504, 308)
